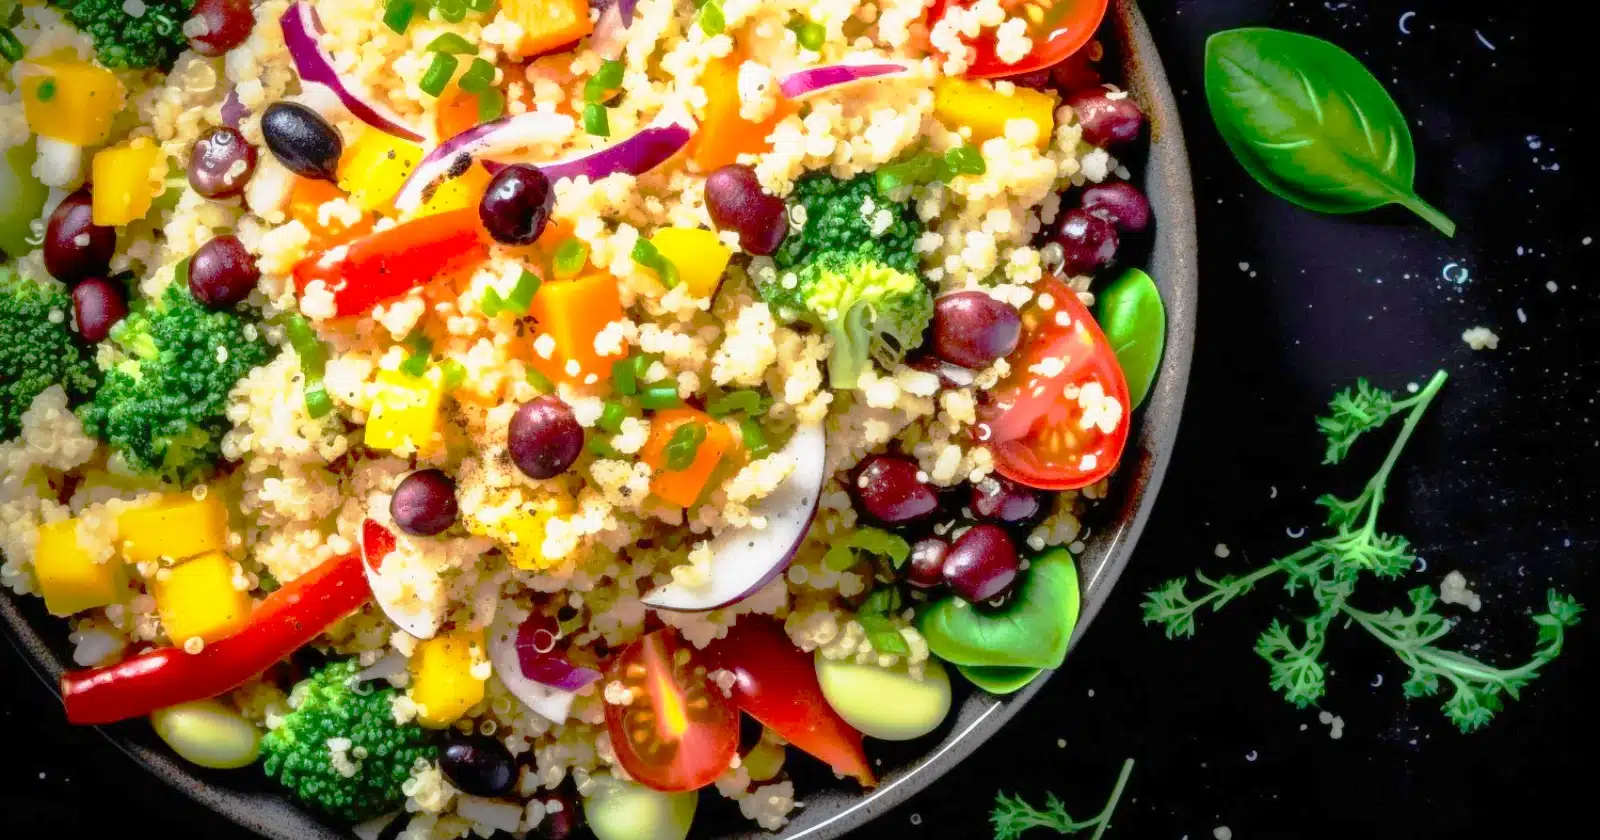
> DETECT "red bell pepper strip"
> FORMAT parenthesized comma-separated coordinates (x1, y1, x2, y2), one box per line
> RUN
(293, 208, 490, 317)
(702, 617, 875, 786)
(61, 553, 371, 725)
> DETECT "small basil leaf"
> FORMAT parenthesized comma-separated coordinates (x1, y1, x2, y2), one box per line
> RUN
(1204, 28, 1455, 237)
(956, 665, 1042, 695)
(1096, 267, 1165, 410)
(917, 548, 1080, 670)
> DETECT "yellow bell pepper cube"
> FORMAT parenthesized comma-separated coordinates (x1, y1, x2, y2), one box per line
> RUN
(409, 628, 487, 728)
(414, 162, 493, 220)
(465, 494, 575, 571)
(933, 77, 1056, 151)
(150, 550, 253, 645)
(649, 228, 731, 298)
(19, 58, 126, 146)
(337, 129, 424, 215)
(33, 519, 126, 617)
(117, 493, 230, 566)
(366, 368, 445, 453)
(91, 138, 168, 226)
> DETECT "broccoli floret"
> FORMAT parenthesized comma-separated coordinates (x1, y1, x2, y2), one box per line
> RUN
(77, 280, 270, 480)
(261, 659, 437, 825)
(49, 0, 194, 70)
(760, 172, 932, 388)
(0, 267, 99, 441)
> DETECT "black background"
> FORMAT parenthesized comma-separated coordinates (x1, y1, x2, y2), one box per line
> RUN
(4, 1, 1596, 837)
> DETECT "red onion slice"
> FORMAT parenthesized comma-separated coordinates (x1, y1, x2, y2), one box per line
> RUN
(778, 60, 914, 99)
(281, 1, 424, 142)
(515, 616, 603, 691)
(488, 608, 599, 723)
(641, 423, 827, 612)
(220, 90, 248, 128)
(393, 111, 576, 213)
(489, 107, 693, 185)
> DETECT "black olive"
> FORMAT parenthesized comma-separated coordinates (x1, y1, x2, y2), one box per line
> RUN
(261, 102, 343, 182)
(439, 733, 516, 798)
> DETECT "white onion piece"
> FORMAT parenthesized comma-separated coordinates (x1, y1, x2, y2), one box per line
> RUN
(280, 1, 423, 142)
(393, 111, 576, 213)
(352, 813, 402, 840)
(777, 60, 914, 99)
(354, 650, 407, 684)
(488, 608, 587, 724)
(359, 518, 442, 640)
(642, 424, 827, 612)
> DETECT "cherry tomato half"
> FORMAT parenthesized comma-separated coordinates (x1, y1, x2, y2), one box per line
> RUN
(603, 629, 739, 793)
(976, 278, 1130, 490)
(927, 0, 1110, 80)
(702, 618, 874, 786)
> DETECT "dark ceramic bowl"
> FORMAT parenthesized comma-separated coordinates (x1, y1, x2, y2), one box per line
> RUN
(0, 2, 1194, 837)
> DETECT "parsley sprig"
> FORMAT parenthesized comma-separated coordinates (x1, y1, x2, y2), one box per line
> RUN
(991, 759, 1135, 840)
(1142, 371, 1583, 732)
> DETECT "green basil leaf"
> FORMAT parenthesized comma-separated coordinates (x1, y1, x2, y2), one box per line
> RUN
(1095, 267, 1165, 410)
(1204, 28, 1455, 237)
(956, 665, 1042, 695)
(917, 548, 1080, 670)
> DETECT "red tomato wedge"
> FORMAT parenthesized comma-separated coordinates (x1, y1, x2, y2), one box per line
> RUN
(293, 208, 489, 317)
(603, 629, 740, 792)
(702, 618, 875, 786)
(976, 278, 1130, 490)
(927, 0, 1109, 79)
(360, 518, 396, 572)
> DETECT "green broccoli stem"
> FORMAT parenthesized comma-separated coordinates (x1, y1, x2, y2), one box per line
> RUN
(824, 301, 874, 390)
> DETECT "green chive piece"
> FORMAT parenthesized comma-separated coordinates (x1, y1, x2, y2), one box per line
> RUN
(34, 77, 55, 102)
(587, 436, 620, 459)
(425, 32, 476, 54)
(583, 102, 610, 137)
(400, 331, 433, 377)
(434, 0, 467, 23)
(824, 544, 857, 571)
(859, 614, 911, 655)
(419, 53, 458, 98)
(640, 385, 682, 411)
(874, 153, 939, 195)
(611, 356, 638, 396)
(304, 383, 334, 419)
(382, 0, 417, 34)
(664, 421, 707, 470)
(630, 239, 679, 288)
(796, 21, 825, 51)
(598, 400, 628, 434)
(507, 269, 541, 311)
(481, 288, 505, 317)
(553, 238, 589, 279)
(527, 368, 555, 394)
(283, 315, 328, 374)
(943, 144, 986, 177)
(858, 585, 902, 616)
(458, 57, 495, 93)
(466, 0, 497, 11)
(475, 88, 505, 122)
(440, 359, 468, 390)
(584, 59, 625, 104)
(739, 417, 770, 458)
(0, 28, 22, 64)
(707, 389, 767, 418)
(629, 354, 656, 384)
(698, 0, 725, 35)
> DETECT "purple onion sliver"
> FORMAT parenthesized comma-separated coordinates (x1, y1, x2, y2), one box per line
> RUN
(539, 122, 693, 184)
(618, 0, 639, 27)
(281, 2, 423, 142)
(395, 111, 574, 211)
(777, 62, 911, 99)
(220, 90, 248, 128)
(524, 657, 603, 692)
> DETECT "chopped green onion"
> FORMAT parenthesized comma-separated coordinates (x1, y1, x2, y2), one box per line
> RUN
(584, 59, 625, 105)
(553, 238, 589, 280)
(419, 53, 459, 98)
(34, 78, 55, 102)
(630, 239, 679, 288)
(739, 417, 770, 458)
(858, 585, 902, 616)
(399, 332, 433, 377)
(824, 544, 857, 571)
(795, 21, 825, 51)
(583, 102, 610, 137)
(629, 353, 656, 385)
(0, 28, 21, 64)
(943, 144, 986, 177)
(303, 383, 334, 419)
(598, 400, 629, 434)
(434, 0, 467, 23)
(440, 359, 468, 390)
(283, 315, 328, 372)
(466, 0, 497, 11)
(707, 389, 767, 418)
(858, 614, 911, 655)
(664, 422, 707, 471)
(639, 384, 681, 410)
(483, 269, 540, 316)
(458, 57, 496, 93)
(475, 88, 505, 122)
(850, 527, 910, 568)
(425, 32, 476, 54)
(526, 368, 555, 394)
(874, 153, 939, 195)
(611, 356, 639, 396)
(382, 0, 417, 34)
(698, 0, 725, 36)
(587, 436, 621, 459)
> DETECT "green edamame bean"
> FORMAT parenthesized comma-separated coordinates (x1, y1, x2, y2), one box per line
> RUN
(815, 652, 952, 741)
(583, 773, 697, 840)
(150, 699, 262, 770)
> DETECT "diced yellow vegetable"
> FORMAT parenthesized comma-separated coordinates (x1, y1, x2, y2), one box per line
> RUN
(409, 628, 487, 728)
(648, 228, 731, 299)
(117, 493, 230, 565)
(33, 519, 125, 617)
(150, 550, 253, 645)
(337, 130, 424, 215)
(933, 77, 1056, 151)
(91, 137, 167, 226)
(414, 162, 493, 220)
(465, 493, 575, 572)
(366, 368, 446, 453)
(19, 58, 126, 146)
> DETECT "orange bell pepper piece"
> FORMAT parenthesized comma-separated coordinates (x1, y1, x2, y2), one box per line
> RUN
(504, 0, 593, 58)
(690, 51, 798, 172)
(640, 408, 735, 508)
(289, 178, 375, 250)
(527, 271, 625, 385)
(436, 86, 482, 144)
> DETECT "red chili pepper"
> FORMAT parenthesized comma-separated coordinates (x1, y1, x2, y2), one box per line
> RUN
(61, 553, 371, 725)
(293, 209, 489, 317)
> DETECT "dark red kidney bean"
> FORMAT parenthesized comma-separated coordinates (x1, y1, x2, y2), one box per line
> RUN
(1049, 208, 1119, 277)
(188, 234, 260, 308)
(509, 396, 584, 480)
(530, 787, 583, 840)
(187, 0, 257, 57)
(261, 102, 342, 182)
(71, 278, 127, 343)
(704, 164, 787, 256)
(1080, 181, 1151, 233)
(479, 164, 555, 246)
(932, 291, 1022, 370)
(44, 189, 116, 283)
(906, 538, 950, 589)
(188, 126, 258, 200)
(390, 469, 459, 537)
(942, 524, 1021, 603)
(1064, 88, 1145, 148)
(970, 476, 1044, 527)
(850, 455, 940, 526)
(439, 732, 516, 798)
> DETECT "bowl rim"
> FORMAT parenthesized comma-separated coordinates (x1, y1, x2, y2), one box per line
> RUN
(0, 1, 1195, 837)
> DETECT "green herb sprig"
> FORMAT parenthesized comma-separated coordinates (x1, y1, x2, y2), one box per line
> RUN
(992, 759, 1135, 840)
(1142, 372, 1583, 732)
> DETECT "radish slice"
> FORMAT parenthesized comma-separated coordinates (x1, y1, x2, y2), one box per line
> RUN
(359, 518, 442, 640)
(280, 1, 424, 142)
(777, 60, 914, 99)
(488, 608, 598, 723)
(393, 111, 576, 213)
(642, 424, 827, 612)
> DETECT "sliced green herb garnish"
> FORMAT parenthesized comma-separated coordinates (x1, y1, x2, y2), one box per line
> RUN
(992, 759, 1136, 840)
(611, 355, 639, 396)
(434, 0, 467, 23)
(465, 0, 496, 11)
(857, 585, 902, 616)
(475, 88, 505, 122)
(552, 238, 589, 280)
(425, 32, 476, 54)
(583, 102, 610, 137)
(419, 52, 458, 98)
(483, 269, 541, 316)
(382, 0, 417, 35)
(0, 28, 22, 64)
(598, 399, 628, 434)
(859, 614, 911, 655)
(664, 421, 707, 471)
(526, 367, 555, 394)
(439, 359, 468, 390)
(631, 239, 679, 288)
(458, 57, 495, 92)
(303, 383, 333, 419)
(584, 59, 625, 105)
(639, 384, 681, 411)
(706, 389, 767, 418)
(587, 435, 621, 459)
(399, 332, 433, 377)
(698, 0, 725, 35)
(793, 20, 825, 51)
(943, 144, 986, 177)
(738, 418, 770, 458)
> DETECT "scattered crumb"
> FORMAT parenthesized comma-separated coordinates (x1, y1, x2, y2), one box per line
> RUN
(1461, 326, 1500, 350)
(1317, 710, 1345, 740)
(1546, 280, 1559, 292)
(1214, 827, 1233, 840)
(910, 813, 922, 826)
(1056, 739, 1067, 748)
(1245, 750, 1258, 762)
(1214, 543, 1231, 558)
(1439, 570, 1483, 612)
(1516, 308, 1527, 323)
